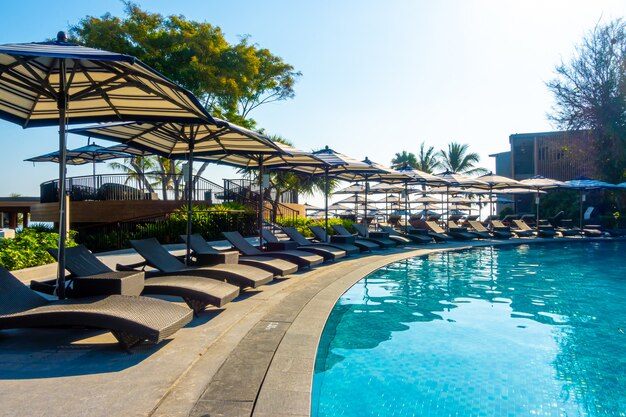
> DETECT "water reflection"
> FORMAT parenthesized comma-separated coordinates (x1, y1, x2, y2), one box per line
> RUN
(315, 241, 626, 416)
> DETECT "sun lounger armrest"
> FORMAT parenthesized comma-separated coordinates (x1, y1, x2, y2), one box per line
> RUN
(116, 261, 148, 271)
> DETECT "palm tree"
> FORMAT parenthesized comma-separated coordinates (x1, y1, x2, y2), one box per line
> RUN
(109, 156, 157, 194)
(391, 151, 418, 169)
(438, 142, 488, 175)
(415, 142, 441, 173)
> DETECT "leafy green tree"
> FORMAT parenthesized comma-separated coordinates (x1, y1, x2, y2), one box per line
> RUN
(438, 142, 488, 175)
(391, 151, 418, 169)
(415, 142, 441, 173)
(547, 18, 626, 182)
(69, 2, 301, 130)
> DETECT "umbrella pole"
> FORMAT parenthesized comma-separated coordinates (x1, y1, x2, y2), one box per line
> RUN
(536, 191, 540, 231)
(579, 191, 584, 229)
(259, 159, 264, 248)
(324, 169, 329, 242)
(364, 179, 368, 234)
(56, 59, 68, 299)
(404, 182, 408, 231)
(185, 134, 196, 266)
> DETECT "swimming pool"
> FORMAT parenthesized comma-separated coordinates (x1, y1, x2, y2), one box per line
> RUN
(312, 241, 626, 417)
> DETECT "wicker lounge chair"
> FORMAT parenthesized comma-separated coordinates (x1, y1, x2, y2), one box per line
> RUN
(308, 226, 365, 253)
(352, 224, 398, 248)
(282, 227, 359, 255)
(124, 238, 274, 289)
(222, 232, 324, 268)
(0, 266, 192, 350)
(331, 224, 386, 250)
(467, 220, 511, 239)
(181, 234, 299, 276)
(379, 226, 433, 244)
(47, 246, 239, 314)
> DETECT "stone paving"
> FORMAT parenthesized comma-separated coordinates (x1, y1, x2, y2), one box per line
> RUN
(1, 236, 614, 417)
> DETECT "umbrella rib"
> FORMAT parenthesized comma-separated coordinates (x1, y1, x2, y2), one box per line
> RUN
(97, 60, 208, 119)
(22, 62, 55, 128)
(0, 59, 55, 99)
(73, 61, 124, 120)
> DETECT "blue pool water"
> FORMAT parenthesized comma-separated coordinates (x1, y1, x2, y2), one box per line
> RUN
(312, 241, 626, 417)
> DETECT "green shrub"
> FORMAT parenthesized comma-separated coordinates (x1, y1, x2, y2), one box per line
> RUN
(276, 216, 355, 237)
(0, 228, 77, 271)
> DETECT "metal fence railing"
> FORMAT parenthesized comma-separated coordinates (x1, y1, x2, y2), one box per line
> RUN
(40, 173, 226, 203)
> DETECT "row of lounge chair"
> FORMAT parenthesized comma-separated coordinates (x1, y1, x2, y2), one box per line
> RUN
(1, 217, 613, 351)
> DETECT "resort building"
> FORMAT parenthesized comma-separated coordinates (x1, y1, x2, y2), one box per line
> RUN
(490, 130, 601, 213)
(490, 130, 599, 181)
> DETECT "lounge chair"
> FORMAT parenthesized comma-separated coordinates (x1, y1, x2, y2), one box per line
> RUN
(281, 226, 360, 256)
(261, 229, 346, 261)
(442, 221, 476, 240)
(308, 226, 365, 253)
(512, 220, 556, 238)
(331, 224, 386, 250)
(467, 220, 511, 239)
(352, 224, 398, 248)
(449, 221, 486, 239)
(0, 266, 192, 350)
(515, 219, 556, 238)
(222, 232, 324, 269)
(422, 221, 455, 242)
(448, 214, 463, 224)
(47, 245, 239, 314)
(123, 238, 274, 289)
(379, 226, 433, 244)
(181, 234, 298, 276)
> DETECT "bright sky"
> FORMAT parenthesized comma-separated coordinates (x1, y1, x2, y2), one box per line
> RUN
(0, 0, 624, 205)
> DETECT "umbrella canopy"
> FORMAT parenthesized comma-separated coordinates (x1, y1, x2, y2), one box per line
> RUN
(327, 203, 350, 211)
(395, 163, 448, 185)
(0, 33, 210, 298)
(563, 176, 615, 189)
(334, 184, 367, 194)
(70, 119, 289, 261)
(436, 171, 487, 187)
(412, 195, 440, 203)
(25, 143, 129, 164)
(519, 176, 565, 227)
(564, 176, 615, 229)
(0, 36, 209, 127)
(71, 118, 281, 158)
(303, 202, 324, 211)
(519, 176, 565, 189)
(477, 173, 524, 189)
(105, 143, 154, 157)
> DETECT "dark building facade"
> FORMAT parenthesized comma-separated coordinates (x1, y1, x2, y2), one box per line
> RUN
(491, 130, 599, 181)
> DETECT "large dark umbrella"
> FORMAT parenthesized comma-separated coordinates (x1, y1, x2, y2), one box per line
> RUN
(71, 119, 290, 262)
(0, 33, 209, 298)
(564, 176, 616, 228)
(25, 143, 130, 187)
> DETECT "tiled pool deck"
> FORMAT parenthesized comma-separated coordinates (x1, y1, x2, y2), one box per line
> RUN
(0, 236, 619, 417)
